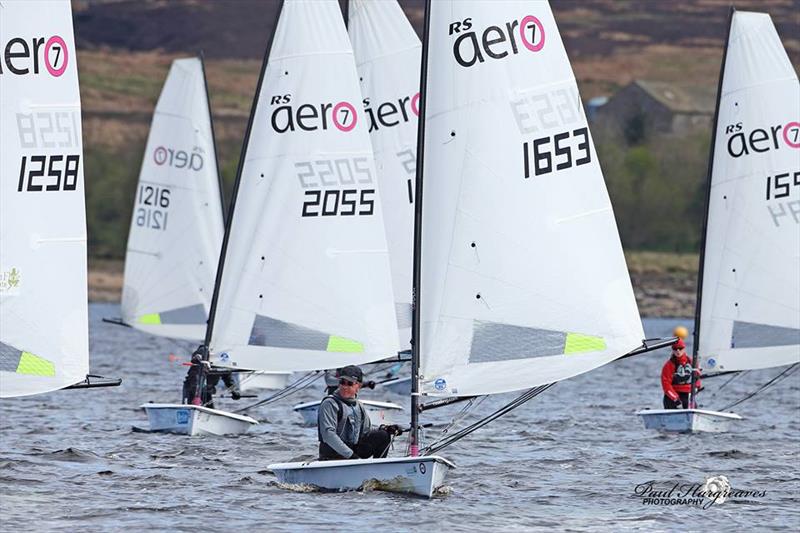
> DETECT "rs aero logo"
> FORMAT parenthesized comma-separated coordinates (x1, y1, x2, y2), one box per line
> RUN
(153, 145, 205, 171)
(449, 15, 545, 68)
(270, 94, 358, 134)
(0, 34, 69, 77)
(726, 120, 800, 157)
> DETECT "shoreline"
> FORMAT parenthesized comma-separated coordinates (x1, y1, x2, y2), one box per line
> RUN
(88, 251, 698, 318)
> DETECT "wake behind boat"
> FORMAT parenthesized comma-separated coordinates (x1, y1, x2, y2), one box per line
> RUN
(270, 455, 454, 499)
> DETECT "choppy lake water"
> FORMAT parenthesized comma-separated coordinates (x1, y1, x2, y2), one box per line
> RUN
(1, 303, 798, 531)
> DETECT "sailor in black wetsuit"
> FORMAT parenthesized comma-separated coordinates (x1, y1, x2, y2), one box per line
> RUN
(182, 350, 240, 409)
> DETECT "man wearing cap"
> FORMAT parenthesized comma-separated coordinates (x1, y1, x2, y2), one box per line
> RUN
(661, 339, 702, 409)
(317, 365, 402, 460)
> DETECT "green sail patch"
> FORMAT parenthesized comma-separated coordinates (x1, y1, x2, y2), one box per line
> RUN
(17, 352, 56, 376)
(564, 333, 607, 354)
(138, 313, 162, 325)
(326, 336, 364, 353)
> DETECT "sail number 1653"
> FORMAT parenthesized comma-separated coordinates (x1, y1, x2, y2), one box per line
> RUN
(522, 127, 591, 179)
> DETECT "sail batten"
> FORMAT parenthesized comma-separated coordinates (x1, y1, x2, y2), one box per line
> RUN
(417, 1, 644, 397)
(697, 11, 800, 374)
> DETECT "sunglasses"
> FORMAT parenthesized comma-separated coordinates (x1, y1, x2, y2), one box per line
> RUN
(339, 378, 358, 386)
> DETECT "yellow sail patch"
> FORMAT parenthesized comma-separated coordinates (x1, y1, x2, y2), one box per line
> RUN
(17, 352, 56, 376)
(326, 336, 364, 353)
(564, 333, 606, 354)
(138, 313, 162, 325)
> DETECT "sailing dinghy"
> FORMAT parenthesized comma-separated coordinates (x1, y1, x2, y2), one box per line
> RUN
(637, 9, 799, 433)
(286, 0, 423, 428)
(142, 0, 400, 434)
(111, 56, 290, 392)
(116, 57, 225, 343)
(1, 0, 120, 397)
(270, 0, 652, 498)
(293, 398, 404, 427)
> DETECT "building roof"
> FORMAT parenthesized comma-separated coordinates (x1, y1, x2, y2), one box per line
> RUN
(632, 80, 716, 114)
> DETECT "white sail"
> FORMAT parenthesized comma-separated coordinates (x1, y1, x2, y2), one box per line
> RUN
(0, 0, 90, 397)
(418, 0, 644, 397)
(208, 0, 398, 372)
(348, 0, 421, 352)
(698, 11, 800, 374)
(120, 58, 224, 342)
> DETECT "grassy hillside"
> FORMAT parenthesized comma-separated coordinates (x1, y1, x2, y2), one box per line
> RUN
(73, 0, 800, 258)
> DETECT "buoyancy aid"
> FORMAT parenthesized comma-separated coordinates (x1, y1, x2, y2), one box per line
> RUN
(317, 395, 368, 459)
(671, 359, 694, 385)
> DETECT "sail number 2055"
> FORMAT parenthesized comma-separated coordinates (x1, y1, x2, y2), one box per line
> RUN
(296, 157, 375, 217)
(17, 155, 80, 191)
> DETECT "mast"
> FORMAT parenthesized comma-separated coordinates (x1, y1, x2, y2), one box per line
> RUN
(342, 0, 349, 29)
(199, 50, 227, 220)
(409, 0, 432, 456)
(201, 0, 285, 356)
(691, 6, 734, 408)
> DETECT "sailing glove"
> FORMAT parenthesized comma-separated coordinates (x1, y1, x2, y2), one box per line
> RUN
(380, 424, 403, 436)
(231, 391, 241, 400)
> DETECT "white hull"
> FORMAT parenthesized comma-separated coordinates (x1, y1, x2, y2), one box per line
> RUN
(269, 455, 455, 498)
(293, 399, 404, 426)
(141, 403, 258, 436)
(236, 371, 292, 392)
(379, 376, 411, 395)
(636, 408, 743, 433)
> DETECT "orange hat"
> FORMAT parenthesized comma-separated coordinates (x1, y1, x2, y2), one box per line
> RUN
(672, 338, 685, 350)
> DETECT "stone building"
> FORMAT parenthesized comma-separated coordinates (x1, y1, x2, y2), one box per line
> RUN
(593, 80, 715, 143)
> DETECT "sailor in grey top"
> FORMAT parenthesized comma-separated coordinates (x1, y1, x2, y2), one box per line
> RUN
(317, 365, 402, 461)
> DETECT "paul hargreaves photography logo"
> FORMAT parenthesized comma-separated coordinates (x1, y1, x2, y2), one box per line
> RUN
(633, 476, 766, 509)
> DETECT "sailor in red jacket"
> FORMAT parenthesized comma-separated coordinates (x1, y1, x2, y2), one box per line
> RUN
(661, 338, 702, 409)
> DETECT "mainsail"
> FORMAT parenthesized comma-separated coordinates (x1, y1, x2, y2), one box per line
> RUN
(417, 0, 645, 397)
(120, 58, 224, 342)
(348, 0, 421, 352)
(207, 0, 398, 372)
(697, 11, 800, 373)
(0, 0, 90, 396)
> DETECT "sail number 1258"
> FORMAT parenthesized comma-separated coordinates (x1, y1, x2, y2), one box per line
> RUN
(17, 154, 80, 192)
